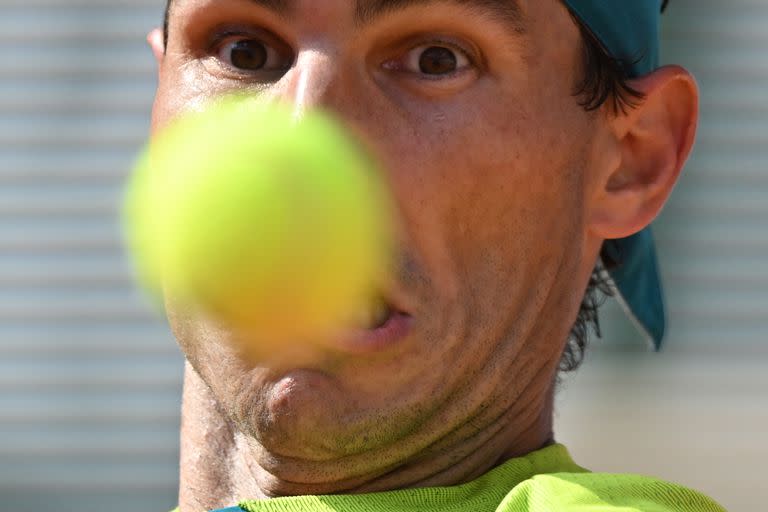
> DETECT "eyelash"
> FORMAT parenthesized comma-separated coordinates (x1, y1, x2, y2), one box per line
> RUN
(389, 40, 475, 78)
(205, 28, 479, 83)
(208, 30, 293, 75)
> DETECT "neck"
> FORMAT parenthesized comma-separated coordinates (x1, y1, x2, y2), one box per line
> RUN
(178, 363, 555, 512)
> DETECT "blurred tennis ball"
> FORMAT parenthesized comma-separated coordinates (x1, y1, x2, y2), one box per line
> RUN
(124, 96, 393, 345)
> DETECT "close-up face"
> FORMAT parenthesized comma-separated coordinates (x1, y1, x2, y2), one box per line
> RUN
(154, 0, 610, 493)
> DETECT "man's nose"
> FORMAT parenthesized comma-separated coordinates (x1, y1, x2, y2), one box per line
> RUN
(275, 47, 339, 118)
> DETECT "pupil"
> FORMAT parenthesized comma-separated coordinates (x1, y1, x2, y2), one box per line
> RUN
(230, 41, 268, 70)
(419, 47, 457, 75)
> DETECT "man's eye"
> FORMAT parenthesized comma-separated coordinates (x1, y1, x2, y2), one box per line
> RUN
(403, 45, 471, 76)
(217, 38, 291, 72)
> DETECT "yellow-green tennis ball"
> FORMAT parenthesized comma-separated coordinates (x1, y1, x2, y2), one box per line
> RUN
(125, 96, 393, 345)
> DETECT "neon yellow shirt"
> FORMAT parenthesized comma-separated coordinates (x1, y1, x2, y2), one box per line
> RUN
(175, 444, 726, 512)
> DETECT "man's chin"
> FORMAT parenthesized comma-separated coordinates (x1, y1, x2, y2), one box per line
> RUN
(229, 366, 382, 461)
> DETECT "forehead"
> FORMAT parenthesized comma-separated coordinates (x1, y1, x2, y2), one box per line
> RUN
(168, 0, 526, 30)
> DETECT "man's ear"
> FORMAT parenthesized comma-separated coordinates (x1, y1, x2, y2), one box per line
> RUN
(148, 28, 165, 66)
(588, 65, 699, 240)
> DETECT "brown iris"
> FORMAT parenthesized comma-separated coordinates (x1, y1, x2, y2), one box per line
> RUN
(230, 40, 268, 70)
(418, 46, 458, 75)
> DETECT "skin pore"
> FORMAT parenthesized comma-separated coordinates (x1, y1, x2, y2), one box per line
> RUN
(148, 1, 698, 510)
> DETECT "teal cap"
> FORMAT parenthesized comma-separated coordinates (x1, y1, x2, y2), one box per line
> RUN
(563, 0, 666, 349)
(563, 0, 662, 77)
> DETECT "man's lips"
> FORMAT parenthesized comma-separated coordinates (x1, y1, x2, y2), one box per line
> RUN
(325, 276, 418, 353)
(225, 283, 417, 358)
(335, 307, 413, 353)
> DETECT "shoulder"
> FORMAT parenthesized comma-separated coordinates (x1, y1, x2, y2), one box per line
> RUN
(499, 471, 728, 512)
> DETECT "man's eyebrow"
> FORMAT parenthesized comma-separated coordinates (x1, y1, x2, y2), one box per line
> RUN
(354, 0, 525, 33)
(172, 0, 524, 32)
(242, 0, 292, 17)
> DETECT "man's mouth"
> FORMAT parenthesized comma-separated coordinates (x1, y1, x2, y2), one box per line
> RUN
(337, 294, 413, 352)
(352, 295, 394, 330)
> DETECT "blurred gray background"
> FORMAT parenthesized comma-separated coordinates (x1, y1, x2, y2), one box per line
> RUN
(0, 1, 765, 511)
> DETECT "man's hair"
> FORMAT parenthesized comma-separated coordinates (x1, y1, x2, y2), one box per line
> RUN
(160, 0, 670, 372)
(560, 0, 669, 371)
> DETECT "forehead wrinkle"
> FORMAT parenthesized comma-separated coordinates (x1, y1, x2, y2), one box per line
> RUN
(355, 0, 526, 33)
(242, 0, 293, 16)
(170, 0, 294, 18)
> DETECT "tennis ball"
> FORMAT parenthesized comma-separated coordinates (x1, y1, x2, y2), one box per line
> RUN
(124, 96, 393, 346)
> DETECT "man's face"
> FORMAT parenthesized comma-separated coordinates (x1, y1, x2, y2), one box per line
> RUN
(155, 0, 605, 491)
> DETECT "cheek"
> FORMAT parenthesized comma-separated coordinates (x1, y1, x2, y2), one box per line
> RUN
(371, 97, 587, 302)
(165, 300, 220, 378)
(152, 57, 229, 132)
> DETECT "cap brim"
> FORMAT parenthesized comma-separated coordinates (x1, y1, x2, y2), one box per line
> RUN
(601, 228, 666, 351)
